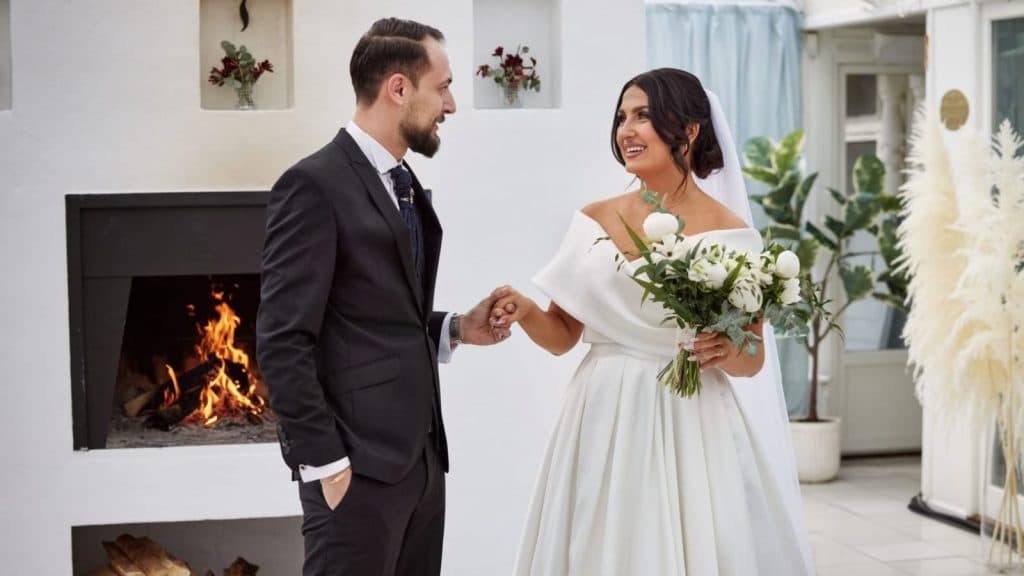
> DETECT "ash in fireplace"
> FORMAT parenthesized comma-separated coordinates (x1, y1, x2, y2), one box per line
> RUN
(107, 413, 277, 448)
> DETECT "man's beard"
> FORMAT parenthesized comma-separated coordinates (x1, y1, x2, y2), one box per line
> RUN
(400, 114, 441, 158)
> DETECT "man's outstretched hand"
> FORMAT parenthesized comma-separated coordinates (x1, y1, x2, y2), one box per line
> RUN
(460, 287, 513, 345)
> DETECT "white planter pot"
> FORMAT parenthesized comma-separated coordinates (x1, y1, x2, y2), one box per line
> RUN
(790, 418, 842, 483)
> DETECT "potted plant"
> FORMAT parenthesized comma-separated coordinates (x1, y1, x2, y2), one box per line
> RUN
(475, 45, 541, 107)
(743, 129, 902, 482)
(208, 41, 274, 110)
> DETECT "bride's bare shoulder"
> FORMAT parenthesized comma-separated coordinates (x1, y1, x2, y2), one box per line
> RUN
(700, 194, 750, 232)
(581, 192, 636, 221)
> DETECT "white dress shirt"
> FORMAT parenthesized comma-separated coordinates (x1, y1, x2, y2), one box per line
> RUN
(298, 121, 456, 483)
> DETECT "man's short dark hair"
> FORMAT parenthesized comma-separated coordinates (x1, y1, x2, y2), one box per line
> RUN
(350, 18, 445, 105)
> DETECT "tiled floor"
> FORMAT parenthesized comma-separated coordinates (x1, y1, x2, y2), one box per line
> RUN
(803, 456, 1008, 575)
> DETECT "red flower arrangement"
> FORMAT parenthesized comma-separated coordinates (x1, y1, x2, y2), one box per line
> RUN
(476, 45, 541, 94)
(208, 41, 274, 89)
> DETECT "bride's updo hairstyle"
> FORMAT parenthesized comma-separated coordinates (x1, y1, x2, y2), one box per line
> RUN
(610, 68, 724, 183)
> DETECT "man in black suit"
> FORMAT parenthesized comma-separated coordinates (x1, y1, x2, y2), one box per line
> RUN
(256, 18, 509, 576)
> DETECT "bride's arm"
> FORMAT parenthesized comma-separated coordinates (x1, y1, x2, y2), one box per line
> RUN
(489, 286, 583, 356)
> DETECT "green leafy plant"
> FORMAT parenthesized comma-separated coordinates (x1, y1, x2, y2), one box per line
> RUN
(743, 129, 904, 422)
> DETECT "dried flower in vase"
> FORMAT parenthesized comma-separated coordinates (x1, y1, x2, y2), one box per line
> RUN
(900, 110, 1024, 567)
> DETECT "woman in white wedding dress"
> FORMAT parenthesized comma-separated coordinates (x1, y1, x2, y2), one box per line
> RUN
(490, 69, 814, 576)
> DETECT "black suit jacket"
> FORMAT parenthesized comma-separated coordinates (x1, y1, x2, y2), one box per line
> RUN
(256, 127, 449, 485)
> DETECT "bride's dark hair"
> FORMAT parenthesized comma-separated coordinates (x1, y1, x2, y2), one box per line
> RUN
(610, 68, 724, 183)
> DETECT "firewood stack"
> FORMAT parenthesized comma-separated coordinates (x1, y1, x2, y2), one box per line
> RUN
(87, 534, 259, 576)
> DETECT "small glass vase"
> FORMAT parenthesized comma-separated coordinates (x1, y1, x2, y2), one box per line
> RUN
(234, 81, 255, 110)
(503, 82, 522, 108)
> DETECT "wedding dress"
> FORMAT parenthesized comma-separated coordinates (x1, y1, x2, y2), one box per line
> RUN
(514, 89, 814, 575)
(513, 213, 813, 576)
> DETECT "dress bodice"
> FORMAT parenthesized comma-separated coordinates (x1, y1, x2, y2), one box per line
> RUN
(533, 211, 764, 358)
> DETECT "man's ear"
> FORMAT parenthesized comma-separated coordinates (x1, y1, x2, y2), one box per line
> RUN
(383, 73, 407, 105)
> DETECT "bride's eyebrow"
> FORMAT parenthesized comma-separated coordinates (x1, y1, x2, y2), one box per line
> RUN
(618, 105, 649, 115)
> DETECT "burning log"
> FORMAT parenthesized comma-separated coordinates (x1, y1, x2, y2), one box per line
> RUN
(122, 289, 268, 430)
(123, 387, 160, 418)
(102, 534, 195, 576)
(224, 557, 259, 576)
(143, 360, 215, 430)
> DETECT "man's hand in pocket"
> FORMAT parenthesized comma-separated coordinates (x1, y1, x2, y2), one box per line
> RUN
(320, 468, 352, 511)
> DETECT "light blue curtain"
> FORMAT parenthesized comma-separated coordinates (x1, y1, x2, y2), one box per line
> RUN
(647, 2, 810, 418)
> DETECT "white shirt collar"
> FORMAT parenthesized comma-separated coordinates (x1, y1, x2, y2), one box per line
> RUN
(347, 120, 403, 176)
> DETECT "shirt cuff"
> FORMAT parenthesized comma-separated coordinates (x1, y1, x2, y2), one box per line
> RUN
(437, 312, 455, 364)
(298, 457, 351, 483)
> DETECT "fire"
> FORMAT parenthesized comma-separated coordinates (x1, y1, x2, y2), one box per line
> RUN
(159, 289, 266, 427)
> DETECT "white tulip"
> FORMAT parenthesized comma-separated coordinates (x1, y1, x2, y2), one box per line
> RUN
(728, 281, 763, 313)
(780, 277, 802, 305)
(706, 262, 729, 289)
(688, 258, 712, 284)
(775, 250, 801, 279)
(643, 212, 679, 241)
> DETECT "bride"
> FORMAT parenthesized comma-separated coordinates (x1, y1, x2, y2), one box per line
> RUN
(489, 68, 814, 575)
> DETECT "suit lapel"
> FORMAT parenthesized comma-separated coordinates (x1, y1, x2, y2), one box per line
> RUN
(333, 129, 424, 312)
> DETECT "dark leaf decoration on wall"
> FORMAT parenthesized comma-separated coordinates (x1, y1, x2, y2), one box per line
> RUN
(240, 0, 250, 31)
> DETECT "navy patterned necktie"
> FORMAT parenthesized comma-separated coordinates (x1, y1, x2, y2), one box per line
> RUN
(388, 164, 424, 281)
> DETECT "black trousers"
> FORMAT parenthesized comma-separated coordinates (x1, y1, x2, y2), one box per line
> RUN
(298, 442, 445, 576)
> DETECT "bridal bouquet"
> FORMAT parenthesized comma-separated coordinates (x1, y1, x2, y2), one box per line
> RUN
(617, 211, 808, 397)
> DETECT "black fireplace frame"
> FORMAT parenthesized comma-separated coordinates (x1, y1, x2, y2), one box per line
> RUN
(66, 192, 269, 449)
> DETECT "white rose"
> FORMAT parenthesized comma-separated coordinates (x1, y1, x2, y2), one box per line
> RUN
(775, 250, 801, 279)
(643, 212, 679, 241)
(780, 277, 802, 305)
(706, 262, 728, 289)
(728, 281, 763, 313)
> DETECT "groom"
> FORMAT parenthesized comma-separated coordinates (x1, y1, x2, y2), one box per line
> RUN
(256, 18, 508, 576)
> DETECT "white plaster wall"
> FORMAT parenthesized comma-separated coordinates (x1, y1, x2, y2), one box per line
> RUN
(0, 0, 9, 110)
(0, 0, 645, 572)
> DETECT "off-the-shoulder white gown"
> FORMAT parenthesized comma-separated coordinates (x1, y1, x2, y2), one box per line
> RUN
(514, 211, 814, 576)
